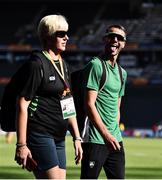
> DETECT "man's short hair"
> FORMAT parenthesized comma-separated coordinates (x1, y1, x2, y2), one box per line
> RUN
(106, 24, 126, 34)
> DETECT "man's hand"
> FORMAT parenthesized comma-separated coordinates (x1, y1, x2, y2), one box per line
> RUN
(104, 133, 121, 151)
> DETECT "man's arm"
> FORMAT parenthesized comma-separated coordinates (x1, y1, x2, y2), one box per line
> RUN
(117, 97, 121, 125)
(85, 89, 120, 150)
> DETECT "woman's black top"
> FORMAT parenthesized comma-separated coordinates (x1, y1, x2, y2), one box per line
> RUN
(19, 52, 70, 141)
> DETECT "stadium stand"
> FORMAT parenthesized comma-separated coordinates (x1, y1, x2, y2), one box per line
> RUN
(0, 0, 162, 129)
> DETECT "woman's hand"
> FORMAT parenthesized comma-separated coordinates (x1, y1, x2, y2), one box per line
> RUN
(73, 139, 83, 165)
(15, 145, 32, 169)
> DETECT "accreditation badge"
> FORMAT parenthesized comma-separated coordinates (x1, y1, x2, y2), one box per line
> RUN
(60, 96, 76, 119)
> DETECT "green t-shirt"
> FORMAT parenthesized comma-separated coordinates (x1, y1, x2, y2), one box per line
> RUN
(84, 56, 127, 144)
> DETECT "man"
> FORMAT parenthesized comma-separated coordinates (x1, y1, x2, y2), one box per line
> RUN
(80, 24, 127, 179)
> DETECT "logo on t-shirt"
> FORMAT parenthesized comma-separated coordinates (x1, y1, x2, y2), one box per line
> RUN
(49, 76, 55, 81)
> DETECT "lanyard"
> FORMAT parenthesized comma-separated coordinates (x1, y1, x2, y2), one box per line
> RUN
(42, 51, 70, 96)
(43, 51, 65, 79)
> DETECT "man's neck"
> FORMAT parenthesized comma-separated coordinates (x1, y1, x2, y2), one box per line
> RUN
(108, 59, 116, 67)
(100, 52, 117, 67)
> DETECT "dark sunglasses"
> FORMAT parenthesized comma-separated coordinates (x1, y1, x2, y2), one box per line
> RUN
(105, 32, 126, 41)
(55, 31, 68, 38)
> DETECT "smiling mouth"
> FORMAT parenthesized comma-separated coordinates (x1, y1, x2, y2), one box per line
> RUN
(109, 45, 118, 51)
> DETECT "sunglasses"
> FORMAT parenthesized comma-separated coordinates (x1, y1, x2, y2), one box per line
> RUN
(55, 31, 68, 38)
(105, 32, 126, 42)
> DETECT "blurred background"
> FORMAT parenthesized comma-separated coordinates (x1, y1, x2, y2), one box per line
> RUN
(0, 0, 162, 137)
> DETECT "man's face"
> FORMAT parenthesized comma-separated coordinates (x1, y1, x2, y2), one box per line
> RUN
(103, 27, 126, 57)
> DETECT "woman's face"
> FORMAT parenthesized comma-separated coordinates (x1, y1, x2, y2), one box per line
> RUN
(51, 30, 69, 53)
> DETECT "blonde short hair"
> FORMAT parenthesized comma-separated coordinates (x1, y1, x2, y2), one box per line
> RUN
(37, 14, 69, 46)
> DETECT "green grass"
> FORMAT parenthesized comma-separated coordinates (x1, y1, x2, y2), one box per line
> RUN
(0, 134, 162, 179)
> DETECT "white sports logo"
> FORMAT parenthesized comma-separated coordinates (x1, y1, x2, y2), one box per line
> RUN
(89, 161, 95, 168)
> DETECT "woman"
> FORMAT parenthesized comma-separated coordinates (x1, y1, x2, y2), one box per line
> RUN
(15, 14, 82, 179)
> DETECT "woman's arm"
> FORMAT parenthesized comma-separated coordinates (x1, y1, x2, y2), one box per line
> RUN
(68, 116, 83, 164)
(16, 97, 30, 144)
(15, 97, 32, 169)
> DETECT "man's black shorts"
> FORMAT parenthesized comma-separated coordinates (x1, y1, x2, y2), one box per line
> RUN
(80, 142, 125, 179)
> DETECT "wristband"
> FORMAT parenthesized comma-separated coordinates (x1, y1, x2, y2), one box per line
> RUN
(16, 143, 27, 147)
(73, 137, 83, 142)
